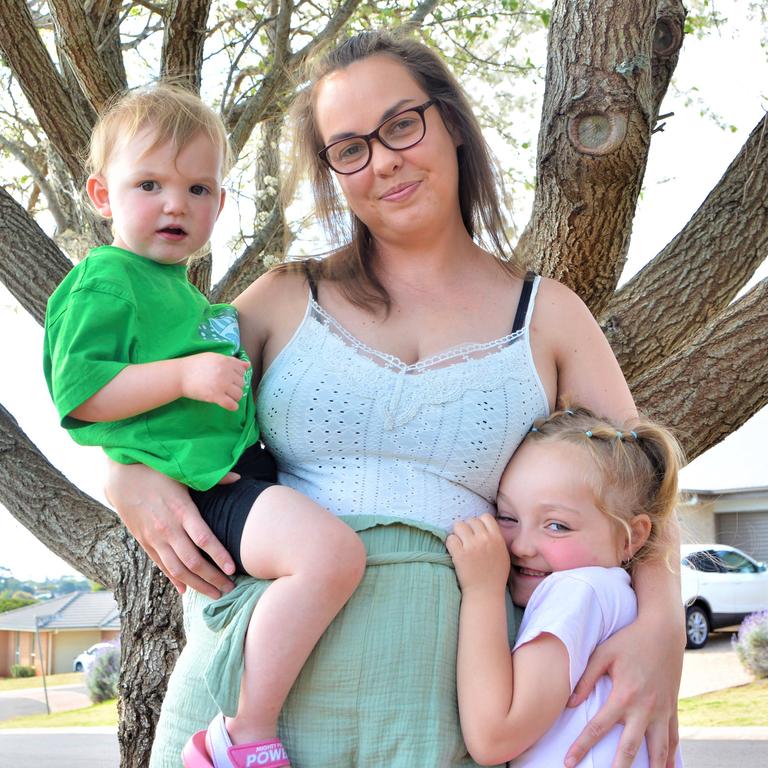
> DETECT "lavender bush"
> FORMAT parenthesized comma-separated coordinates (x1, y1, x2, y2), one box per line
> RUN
(732, 611, 768, 679)
(86, 645, 120, 703)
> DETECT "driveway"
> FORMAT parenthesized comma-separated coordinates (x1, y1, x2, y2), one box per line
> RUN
(0, 684, 91, 722)
(0, 727, 118, 767)
(679, 630, 752, 699)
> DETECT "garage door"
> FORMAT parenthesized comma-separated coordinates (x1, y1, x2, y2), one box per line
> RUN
(716, 511, 768, 563)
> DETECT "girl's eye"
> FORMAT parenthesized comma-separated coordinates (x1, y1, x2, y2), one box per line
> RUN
(496, 515, 518, 525)
(546, 521, 570, 533)
(190, 184, 209, 196)
(139, 181, 157, 192)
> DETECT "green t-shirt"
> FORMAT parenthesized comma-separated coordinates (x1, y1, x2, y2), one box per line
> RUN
(43, 245, 259, 490)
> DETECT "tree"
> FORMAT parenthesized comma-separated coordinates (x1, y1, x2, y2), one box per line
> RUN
(0, 0, 765, 764)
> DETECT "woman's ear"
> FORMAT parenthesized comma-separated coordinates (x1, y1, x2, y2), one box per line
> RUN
(624, 514, 652, 561)
(87, 175, 112, 218)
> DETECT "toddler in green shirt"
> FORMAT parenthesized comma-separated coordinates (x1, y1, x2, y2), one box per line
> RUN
(43, 84, 365, 768)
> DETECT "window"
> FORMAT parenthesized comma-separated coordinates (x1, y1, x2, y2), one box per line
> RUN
(715, 550, 757, 574)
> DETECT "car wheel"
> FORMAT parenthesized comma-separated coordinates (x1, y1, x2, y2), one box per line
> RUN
(686, 605, 710, 649)
(74, 662, 83, 672)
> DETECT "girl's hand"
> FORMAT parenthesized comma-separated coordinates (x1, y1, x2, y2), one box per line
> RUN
(446, 513, 510, 592)
(105, 459, 235, 598)
(564, 614, 685, 768)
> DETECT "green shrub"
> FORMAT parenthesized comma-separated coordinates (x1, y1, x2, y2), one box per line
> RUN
(733, 611, 768, 679)
(86, 646, 119, 703)
(10, 664, 36, 678)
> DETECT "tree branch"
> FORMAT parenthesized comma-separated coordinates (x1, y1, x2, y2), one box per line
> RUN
(161, 0, 213, 90)
(290, 0, 362, 68)
(0, 187, 71, 325)
(631, 279, 768, 461)
(0, 403, 121, 587)
(211, 205, 283, 304)
(603, 112, 768, 381)
(0, 0, 92, 181)
(0, 136, 68, 233)
(400, 0, 441, 31)
(48, 0, 126, 113)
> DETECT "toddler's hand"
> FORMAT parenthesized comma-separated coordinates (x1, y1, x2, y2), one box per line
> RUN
(446, 513, 510, 592)
(179, 352, 250, 411)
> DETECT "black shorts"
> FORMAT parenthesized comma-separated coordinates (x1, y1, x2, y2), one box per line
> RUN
(190, 442, 278, 573)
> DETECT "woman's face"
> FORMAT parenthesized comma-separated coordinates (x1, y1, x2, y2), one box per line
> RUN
(314, 55, 462, 245)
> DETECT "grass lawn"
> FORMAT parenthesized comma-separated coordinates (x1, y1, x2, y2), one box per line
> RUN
(0, 672, 84, 693)
(0, 699, 117, 729)
(678, 679, 768, 727)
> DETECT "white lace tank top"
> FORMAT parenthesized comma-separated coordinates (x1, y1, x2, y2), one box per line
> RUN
(255, 275, 549, 530)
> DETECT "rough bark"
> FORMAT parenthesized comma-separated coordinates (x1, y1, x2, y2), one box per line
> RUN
(161, 0, 213, 89)
(603, 113, 768, 381)
(0, 0, 93, 183)
(48, 0, 126, 113)
(0, 186, 72, 325)
(517, 0, 686, 314)
(0, 405, 118, 585)
(87, 0, 128, 89)
(632, 279, 768, 459)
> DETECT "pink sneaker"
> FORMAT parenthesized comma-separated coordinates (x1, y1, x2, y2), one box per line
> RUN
(181, 713, 290, 767)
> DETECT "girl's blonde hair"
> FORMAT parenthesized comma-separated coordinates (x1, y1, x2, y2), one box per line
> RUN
(279, 29, 522, 313)
(88, 82, 232, 177)
(526, 406, 685, 566)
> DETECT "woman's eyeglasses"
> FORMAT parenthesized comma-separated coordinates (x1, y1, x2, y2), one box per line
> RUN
(318, 100, 436, 175)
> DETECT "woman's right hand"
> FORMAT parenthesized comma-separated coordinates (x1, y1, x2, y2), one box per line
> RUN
(105, 459, 235, 598)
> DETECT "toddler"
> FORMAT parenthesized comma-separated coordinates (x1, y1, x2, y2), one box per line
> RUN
(43, 84, 365, 768)
(447, 406, 685, 767)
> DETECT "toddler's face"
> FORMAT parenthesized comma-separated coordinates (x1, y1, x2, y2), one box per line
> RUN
(496, 439, 626, 607)
(88, 128, 225, 264)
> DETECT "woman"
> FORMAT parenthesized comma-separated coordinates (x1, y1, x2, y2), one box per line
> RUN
(109, 31, 685, 768)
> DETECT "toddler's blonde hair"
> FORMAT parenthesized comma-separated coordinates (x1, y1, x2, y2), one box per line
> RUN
(88, 82, 232, 177)
(525, 406, 685, 566)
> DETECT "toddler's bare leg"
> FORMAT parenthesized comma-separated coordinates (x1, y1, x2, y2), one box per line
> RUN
(225, 486, 366, 747)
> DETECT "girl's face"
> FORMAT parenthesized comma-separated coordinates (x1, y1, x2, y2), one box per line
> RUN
(313, 54, 462, 246)
(497, 439, 637, 607)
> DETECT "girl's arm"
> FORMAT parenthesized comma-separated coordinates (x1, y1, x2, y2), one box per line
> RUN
(71, 353, 249, 422)
(538, 279, 685, 768)
(447, 515, 571, 765)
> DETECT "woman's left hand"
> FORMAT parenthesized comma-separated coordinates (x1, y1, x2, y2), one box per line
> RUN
(564, 614, 685, 768)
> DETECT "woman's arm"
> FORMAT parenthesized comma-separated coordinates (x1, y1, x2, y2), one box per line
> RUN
(105, 459, 236, 598)
(447, 515, 571, 764)
(537, 279, 685, 768)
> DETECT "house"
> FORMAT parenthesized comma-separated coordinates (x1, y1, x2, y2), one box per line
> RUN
(0, 591, 120, 677)
(678, 486, 768, 562)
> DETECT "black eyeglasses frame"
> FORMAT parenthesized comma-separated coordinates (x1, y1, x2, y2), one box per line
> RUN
(318, 99, 437, 175)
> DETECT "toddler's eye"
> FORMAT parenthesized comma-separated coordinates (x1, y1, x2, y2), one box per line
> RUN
(139, 181, 157, 192)
(190, 184, 209, 196)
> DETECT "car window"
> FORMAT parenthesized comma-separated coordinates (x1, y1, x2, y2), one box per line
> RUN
(715, 550, 757, 574)
(683, 551, 723, 572)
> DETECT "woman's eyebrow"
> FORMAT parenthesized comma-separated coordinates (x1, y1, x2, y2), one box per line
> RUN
(327, 98, 417, 142)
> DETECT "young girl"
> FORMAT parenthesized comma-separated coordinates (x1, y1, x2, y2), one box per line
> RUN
(447, 406, 685, 767)
(43, 84, 366, 768)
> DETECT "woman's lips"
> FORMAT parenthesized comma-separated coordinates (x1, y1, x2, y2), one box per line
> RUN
(380, 181, 419, 202)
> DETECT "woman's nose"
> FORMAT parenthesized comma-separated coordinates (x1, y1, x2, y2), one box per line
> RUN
(369, 139, 402, 174)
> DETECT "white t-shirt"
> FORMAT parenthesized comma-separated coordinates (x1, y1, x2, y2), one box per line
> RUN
(510, 567, 683, 768)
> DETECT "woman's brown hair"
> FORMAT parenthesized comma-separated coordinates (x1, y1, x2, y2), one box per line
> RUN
(280, 30, 522, 313)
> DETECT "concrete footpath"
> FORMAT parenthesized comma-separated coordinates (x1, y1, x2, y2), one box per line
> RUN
(680, 726, 768, 767)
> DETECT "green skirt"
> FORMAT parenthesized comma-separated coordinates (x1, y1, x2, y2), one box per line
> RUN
(149, 516, 519, 767)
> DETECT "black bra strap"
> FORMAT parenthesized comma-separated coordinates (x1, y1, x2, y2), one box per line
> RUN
(303, 261, 319, 301)
(511, 271, 536, 333)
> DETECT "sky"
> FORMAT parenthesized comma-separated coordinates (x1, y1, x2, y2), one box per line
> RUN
(0, 4, 766, 581)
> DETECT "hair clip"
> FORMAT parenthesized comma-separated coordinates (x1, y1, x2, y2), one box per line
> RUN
(530, 426, 539, 432)
(585, 430, 593, 438)
(630, 431, 638, 439)
(564, 409, 575, 416)
(616, 430, 624, 439)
